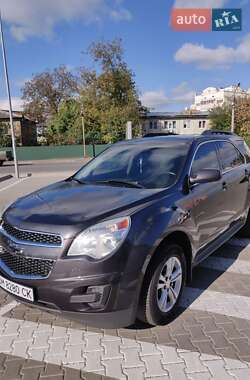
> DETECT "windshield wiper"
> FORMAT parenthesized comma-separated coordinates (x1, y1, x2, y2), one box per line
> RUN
(93, 179, 145, 189)
(67, 177, 88, 185)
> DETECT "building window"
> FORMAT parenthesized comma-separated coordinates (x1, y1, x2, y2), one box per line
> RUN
(154, 121, 158, 129)
(203, 121, 206, 128)
(173, 121, 176, 129)
(199, 121, 202, 128)
(149, 122, 153, 129)
(184, 123, 187, 128)
(164, 121, 168, 129)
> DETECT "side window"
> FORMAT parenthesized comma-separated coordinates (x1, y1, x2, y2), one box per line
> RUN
(191, 142, 220, 177)
(234, 141, 250, 164)
(217, 141, 245, 171)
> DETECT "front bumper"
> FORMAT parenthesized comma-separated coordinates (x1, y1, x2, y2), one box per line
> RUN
(0, 259, 140, 328)
(0, 224, 144, 328)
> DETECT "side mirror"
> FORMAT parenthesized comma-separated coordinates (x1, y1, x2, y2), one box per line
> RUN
(189, 169, 221, 186)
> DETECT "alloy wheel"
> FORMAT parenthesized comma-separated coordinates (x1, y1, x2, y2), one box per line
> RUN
(156, 256, 182, 313)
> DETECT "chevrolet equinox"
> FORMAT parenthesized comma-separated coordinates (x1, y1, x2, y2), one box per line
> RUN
(1, 131, 250, 327)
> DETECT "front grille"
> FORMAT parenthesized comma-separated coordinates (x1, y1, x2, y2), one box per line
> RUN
(0, 248, 54, 278)
(2, 222, 62, 247)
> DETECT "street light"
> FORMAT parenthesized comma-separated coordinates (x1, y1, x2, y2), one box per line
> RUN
(231, 82, 241, 134)
(0, 11, 19, 178)
(80, 105, 86, 157)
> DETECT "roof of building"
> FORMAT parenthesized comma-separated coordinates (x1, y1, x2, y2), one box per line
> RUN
(0, 110, 33, 121)
(144, 111, 209, 119)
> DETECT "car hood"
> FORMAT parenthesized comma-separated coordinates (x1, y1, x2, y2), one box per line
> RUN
(4, 180, 162, 238)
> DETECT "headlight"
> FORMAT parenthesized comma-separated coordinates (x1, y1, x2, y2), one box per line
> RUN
(67, 217, 131, 259)
(1, 203, 10, 219)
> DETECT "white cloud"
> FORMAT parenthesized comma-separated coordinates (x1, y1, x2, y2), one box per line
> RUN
(141, 83, 195, 110)
(171, 82, 195, 103)
(0, 97, 23, 111)
(0, 0, 132, 41)
(173, 0, 228, 7)
(141, 90, 169, 109)
(110, 8, 132, 21)
(175, 34, 250, 70)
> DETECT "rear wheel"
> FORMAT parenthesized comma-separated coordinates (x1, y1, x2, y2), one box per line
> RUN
(138, 243, 186, 326)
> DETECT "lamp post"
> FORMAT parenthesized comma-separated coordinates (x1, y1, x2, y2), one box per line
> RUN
(231, 82, 240, 134)
(80, 106, 86, 157)
(0, 11, 19, 178)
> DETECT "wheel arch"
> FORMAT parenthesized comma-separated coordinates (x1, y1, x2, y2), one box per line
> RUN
(143, 231, 193, 285)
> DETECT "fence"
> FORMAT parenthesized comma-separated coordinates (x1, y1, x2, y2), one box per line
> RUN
(0, 144, 110, 161)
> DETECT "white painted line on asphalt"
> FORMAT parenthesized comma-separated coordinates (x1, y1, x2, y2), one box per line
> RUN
(200, 256, 250, 275)
(182, 287, 250, 321)
(0, 301, 19, 316)
(0, 177, 28, 193)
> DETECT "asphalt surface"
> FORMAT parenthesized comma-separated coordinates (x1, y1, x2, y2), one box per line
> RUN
(0, 158, 87, 178)
(0, 167, 250, 379)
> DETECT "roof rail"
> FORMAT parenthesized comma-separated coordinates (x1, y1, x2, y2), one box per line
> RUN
(202, 130, 236, 136)
(143, 132, 179, 138)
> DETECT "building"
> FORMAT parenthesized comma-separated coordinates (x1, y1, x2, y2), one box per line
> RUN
(0, 110, 37, 146)
(142, 111, 211, 135)
(190, 86, 250, 112)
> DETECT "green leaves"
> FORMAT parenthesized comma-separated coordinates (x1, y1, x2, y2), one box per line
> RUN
(80, 39, 143, 144)
(209, 106, 232, 132)
(21, 39, 145, 145)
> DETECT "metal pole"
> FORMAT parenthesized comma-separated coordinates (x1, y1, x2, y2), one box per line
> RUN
(0, 11, 19, 178)
(231, 102, 235, 133)
(81, 115, 86, 157)
(231, 83, 240, 134)
(126, 121, 132, 140)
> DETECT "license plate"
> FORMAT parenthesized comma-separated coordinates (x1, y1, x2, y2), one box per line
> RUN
(0, 275, 34, 302)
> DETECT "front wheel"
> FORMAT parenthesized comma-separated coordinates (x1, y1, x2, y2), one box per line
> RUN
(138, 243, 186, 326)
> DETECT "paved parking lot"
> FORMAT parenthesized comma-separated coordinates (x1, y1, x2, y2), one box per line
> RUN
(1, 170, 250, 379)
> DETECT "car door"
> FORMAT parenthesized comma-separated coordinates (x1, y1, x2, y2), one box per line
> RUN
(188, 141, 226, 248)
(216, 141, 248, 224)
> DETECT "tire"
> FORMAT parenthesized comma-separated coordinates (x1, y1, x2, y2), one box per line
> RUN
(0, 161, 3, 166)
(237, 210, 250, 238)
(138, 243, 186, 326)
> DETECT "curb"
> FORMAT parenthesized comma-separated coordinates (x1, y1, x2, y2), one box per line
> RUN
(0, 175, 13, 183)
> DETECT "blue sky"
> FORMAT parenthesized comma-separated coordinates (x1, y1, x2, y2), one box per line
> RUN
(0, 0, 249, 111)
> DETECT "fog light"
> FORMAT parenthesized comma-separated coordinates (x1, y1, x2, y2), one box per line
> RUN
(87, 285, 111, 308)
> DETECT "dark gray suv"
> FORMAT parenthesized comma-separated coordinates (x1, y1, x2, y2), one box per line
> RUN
(0, 131, 250, 327)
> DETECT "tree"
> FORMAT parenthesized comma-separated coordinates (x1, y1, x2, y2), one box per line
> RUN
(47, 100, 81, 145)
(21, 66, 79, 124)
(80, 39, 144, 143)
(209, 106, 232, 131)
(209, 99, 250, 141)
(235, 98, 250, 141)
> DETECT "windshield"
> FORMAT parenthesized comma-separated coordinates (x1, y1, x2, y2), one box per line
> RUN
(74, 142, 190, 189)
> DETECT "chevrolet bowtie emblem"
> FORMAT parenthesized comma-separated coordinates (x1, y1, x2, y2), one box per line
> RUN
(7, 240, 24, 255)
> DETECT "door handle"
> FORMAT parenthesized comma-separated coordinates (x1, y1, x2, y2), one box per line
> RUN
(222, 182, 228, 191)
